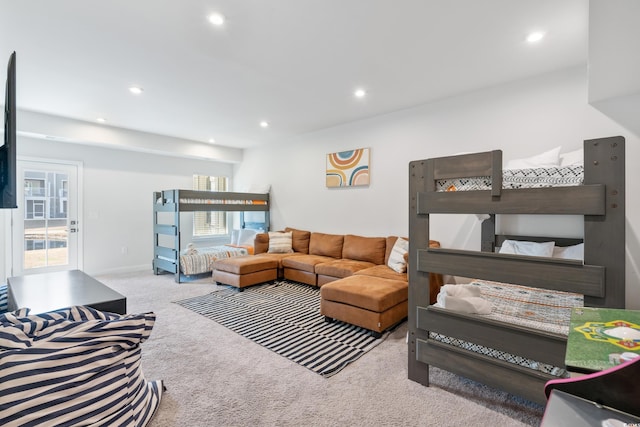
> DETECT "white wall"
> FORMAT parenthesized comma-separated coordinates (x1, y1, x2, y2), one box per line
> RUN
(235, 67, 640, 308)
(0, 138, 234, 278)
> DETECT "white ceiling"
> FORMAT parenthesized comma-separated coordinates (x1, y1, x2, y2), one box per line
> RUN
(1, 0, 588, 150)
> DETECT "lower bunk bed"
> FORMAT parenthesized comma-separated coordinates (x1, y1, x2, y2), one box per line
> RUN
(407, 136, 626, 405)
(176, 244, 251, 278)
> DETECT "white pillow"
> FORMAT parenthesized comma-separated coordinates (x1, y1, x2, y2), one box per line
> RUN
(237, 229, 258, 247)
(230, 229, 240, 245)
(559, 149, 583, 167)
(505, 146, 561, 170)
(499, 240, 555, 257)
(267, 231, 294, 254)
(552, 243, 584, 260)
(387, 238, 409, 273)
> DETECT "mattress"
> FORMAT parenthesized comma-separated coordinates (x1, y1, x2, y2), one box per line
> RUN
(179, 245, 249, 275)
(431, 279, 584, 376)
(436, 165, 584, 192)
(179, 198, 267, 205)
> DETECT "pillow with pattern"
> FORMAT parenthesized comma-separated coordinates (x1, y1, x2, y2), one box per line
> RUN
(268, 231, 294, 254)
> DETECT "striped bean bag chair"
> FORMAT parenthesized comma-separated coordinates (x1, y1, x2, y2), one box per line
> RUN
(0, 305, 163, 426)
(0, 284, 7, 314)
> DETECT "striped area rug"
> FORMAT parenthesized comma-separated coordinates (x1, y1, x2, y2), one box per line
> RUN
(174, 280, 389, 377)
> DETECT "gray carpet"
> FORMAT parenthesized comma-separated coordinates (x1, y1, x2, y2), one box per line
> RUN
(175, 280, 390, 377)
(97, 270, 544, 426)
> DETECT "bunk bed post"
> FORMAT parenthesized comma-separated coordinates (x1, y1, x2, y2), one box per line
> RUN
(583, 136, 625, 308)
(408, 159, 432, 386)
(480, 215, 496, 252)
(152, 192, 161, 275)
(172, 190, 181, 283)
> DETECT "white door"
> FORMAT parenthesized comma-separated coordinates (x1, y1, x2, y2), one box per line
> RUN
(11, 159, 82, 276)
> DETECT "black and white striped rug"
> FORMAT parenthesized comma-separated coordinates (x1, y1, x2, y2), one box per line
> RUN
(174, 280, 389, 377)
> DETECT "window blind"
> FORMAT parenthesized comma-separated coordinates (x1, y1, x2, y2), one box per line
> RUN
(193, 175, 228, 236)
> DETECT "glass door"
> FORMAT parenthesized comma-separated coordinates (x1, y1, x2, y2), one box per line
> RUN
(11, 159, 81, 276)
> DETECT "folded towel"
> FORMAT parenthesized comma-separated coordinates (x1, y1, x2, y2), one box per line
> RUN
(435, 284, 492, 315)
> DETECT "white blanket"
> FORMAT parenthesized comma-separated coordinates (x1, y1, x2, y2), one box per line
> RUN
(435, 284, 492, 315)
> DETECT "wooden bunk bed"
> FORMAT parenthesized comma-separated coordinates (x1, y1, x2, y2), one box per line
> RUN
(152, 189, 270, 283)
(407, 136, 625, 405)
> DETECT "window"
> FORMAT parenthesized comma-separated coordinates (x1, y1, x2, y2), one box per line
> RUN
(193, 175, 228, 237)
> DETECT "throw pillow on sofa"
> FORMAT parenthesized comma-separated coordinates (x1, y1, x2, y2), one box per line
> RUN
(268, 231, 294, 253)
(388, 237, 409, 273)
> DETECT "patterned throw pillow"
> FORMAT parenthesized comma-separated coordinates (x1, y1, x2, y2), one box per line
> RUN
(268, 231, 294, 254)
(388, 237, 409, 273)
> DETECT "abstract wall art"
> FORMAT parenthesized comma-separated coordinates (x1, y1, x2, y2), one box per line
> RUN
(326, 148, 370, 188)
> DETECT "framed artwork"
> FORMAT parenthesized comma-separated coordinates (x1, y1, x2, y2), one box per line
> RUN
(326, 148, 370, 188)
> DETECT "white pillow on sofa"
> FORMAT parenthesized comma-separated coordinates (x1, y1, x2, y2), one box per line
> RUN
(505, 146, 561, 170)
(388, 238, 409, 273)
(499, 240, 555, 257)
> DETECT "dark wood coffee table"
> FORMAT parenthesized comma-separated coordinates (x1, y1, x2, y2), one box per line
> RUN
(7, 270, 126, 315)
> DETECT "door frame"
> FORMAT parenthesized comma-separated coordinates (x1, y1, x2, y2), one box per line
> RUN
(5, 156, 84, 277)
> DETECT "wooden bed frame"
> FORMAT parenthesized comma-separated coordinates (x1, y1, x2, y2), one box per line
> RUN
(407, 136, 625, 404)
(152, 189, 270, 282)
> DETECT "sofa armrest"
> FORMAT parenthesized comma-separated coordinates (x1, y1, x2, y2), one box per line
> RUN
(254, 232, 269, 254)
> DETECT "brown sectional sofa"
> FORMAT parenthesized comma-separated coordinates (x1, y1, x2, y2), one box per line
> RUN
(212, 227, 443, 337)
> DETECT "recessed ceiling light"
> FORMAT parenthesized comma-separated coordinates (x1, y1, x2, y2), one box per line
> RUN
(208, 13, 225, 26)
(96, 117, 106, 123)
(208, 138, 216, 144)
(354, 88, 366, 98)
(526, 32, 545, 43)
(260, 121, 269, 128)
(129, 86, 143, 95)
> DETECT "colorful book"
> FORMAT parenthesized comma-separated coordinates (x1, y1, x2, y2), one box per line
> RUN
(565, 307, 640, 373)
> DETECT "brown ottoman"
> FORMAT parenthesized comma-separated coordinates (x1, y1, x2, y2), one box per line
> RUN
(320, 275, 408, 337)
(212, 256, 278, 289)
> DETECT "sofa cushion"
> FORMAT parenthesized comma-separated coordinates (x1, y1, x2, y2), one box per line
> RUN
(385, 236, 402, 264)
(285, 227, 311, 254)
(321, 275, 408, 313)
(355, 265, 407, 281)
(282, 254, 336, 273)
(268, 231, 294, 253)
(342, 234, 386, 265)
(309, 232, 344, 258)
(253, 252, 303, 269)
(315, 259, 376, 279)
(213, 256, 279, 274)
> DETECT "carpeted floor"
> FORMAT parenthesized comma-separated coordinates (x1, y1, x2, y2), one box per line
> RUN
(175, 280, 391, 377)
(97, 270, 545, 426)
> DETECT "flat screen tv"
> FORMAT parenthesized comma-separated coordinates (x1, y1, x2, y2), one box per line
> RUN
(1, 51, 17, 209)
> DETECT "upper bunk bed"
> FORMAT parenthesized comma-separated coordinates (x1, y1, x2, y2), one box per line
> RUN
(407, 136, 625, 404)
(152, 189, 270, 283)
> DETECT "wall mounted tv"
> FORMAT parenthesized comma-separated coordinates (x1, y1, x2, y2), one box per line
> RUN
(1, 51, 17, 209)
